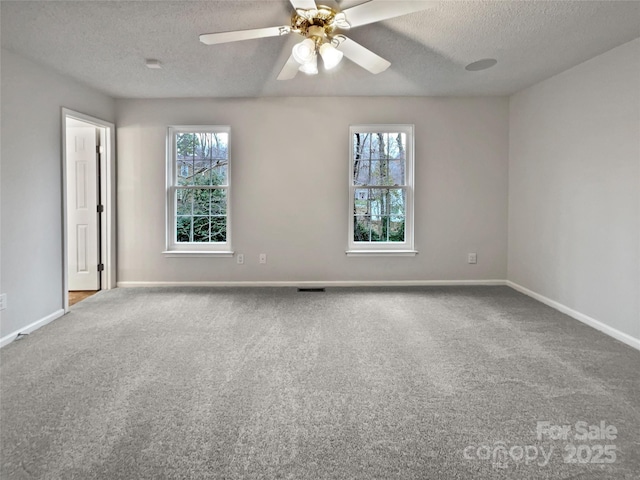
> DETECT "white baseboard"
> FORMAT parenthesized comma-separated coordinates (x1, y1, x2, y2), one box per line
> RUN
(507, 281, 640, 351)
(0, 309, 65, 348)
(117, 280, 507, 288)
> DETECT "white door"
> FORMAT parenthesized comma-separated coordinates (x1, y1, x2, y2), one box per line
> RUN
(66, 124, 99, 290)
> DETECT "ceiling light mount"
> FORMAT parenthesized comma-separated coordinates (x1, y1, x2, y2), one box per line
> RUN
(290, 5, 349, 38)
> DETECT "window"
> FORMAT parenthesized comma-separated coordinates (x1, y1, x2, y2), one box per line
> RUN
(165, 126, 232, 256)
(347, 125, 416, 256)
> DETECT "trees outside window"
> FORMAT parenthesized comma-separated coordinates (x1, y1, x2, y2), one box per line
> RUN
(166, 126, 232, 255)
(348, 125, 416, 256)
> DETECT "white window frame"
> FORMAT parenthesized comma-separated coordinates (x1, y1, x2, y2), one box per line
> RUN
(347, 124, 416, 256)
(164, 125, 233, 257)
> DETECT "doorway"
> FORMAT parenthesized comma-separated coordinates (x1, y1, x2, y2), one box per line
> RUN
(62, 109, 116, 311)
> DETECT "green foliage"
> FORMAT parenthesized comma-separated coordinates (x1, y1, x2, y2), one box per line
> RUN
(176, 187, 226, 243)
(354, 218, 370, 242)
(177, 133, 199, 158)
(389, 218, 404, 242)
(175, 131, 229, 244)
(354, 217, 405, 242)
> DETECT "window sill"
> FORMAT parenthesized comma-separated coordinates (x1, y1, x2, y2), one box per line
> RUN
(162, 250, 234, 258)
(346, 250, 418, 257)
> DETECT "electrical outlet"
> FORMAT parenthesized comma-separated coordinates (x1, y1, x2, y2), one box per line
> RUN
(237, 253, 244, 265)
(259, 253, 267, 264)
(0, 293, 7, 310)
(468, 253, 477, 264)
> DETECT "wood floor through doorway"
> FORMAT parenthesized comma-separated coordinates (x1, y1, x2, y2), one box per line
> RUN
(68, 290, 98, 306)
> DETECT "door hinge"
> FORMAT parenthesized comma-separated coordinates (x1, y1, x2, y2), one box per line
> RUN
(98, 264, 105, 272)
(97, 204, 104, 213)
(96, 145, 104, 154)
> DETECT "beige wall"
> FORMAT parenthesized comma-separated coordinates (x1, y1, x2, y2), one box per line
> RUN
(0, 49, 115, 339)
(508, 38, 640, 341)
(116, 96, 509, 284)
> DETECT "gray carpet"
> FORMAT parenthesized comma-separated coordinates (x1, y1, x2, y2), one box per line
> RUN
(1, 286, 639, 479)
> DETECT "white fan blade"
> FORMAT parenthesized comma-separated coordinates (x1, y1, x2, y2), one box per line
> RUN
(343, 1, 434, 28)
(337, 36, 390, 74)
(277, 55, 300, 80)
(200, 26, 290, 45)
(338, 0, 368, 9)
(289, 0, 317, 10)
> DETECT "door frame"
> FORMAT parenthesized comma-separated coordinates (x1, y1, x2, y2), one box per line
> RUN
(61, 108, 116, 312)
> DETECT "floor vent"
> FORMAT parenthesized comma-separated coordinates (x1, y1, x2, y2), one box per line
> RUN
(297, 288, 326, 293)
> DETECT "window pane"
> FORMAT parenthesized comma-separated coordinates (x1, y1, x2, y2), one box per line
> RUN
(369, 191, 383, 220)
(353, 188, 405, 243)
(370, 160, 384, 185)
(199, 132, 228, 185)
(211, 163, 227, 186)
(192, 189, 211, 216)
(387, 133, 406, 159)
(176, 134, 199, 159)
(211, 217, 227, 242)
(355, 160, 403, 186)
(354, 216, 371, 242)
(389, 219, 405, 242)
(353, 215, 405, 243)
(193, 159, 211, 186)
(176, 216, 192, 242)
(176, 132, 228, 186)
(353, 159, 370, 185)
(211, 189, 227, 215)
(357, 132, 405, 160)
(177, 133, 228, 159)
(176, 189, 192, 215)
(175, 187, 227, 243)
(388, 159, 404, 185)
(370, 133, 386, 159)
(193, 216, 210, 242)
(390, 189, 405, 218)
(197, 132, 228, 160)
(354, 188, 405, 217)
(370, 218, 383, 241)
(353, 132, 371, 160)
(354, 189, 369, 215)
(177, 159, 193, 186)
(374, 160, 396, 187)
(352, 133, 406, 186)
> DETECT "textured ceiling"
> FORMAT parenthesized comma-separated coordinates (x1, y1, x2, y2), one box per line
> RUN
(1, 0, 639, 98)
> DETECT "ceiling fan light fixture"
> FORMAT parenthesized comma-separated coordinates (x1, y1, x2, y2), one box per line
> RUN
(199, 0, 428, 81)
(298, 55, 318, 75)
(319, 42, 343, 70)
(292, 38, 316, 64)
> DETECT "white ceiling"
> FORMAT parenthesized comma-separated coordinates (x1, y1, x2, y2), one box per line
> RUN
(1, 0, 639, 98)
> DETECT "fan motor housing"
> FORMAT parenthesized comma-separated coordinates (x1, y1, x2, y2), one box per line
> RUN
(291, 5, 339, 38)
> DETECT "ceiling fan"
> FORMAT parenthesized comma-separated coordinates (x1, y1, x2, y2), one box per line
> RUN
(199, 0, 433, 80)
